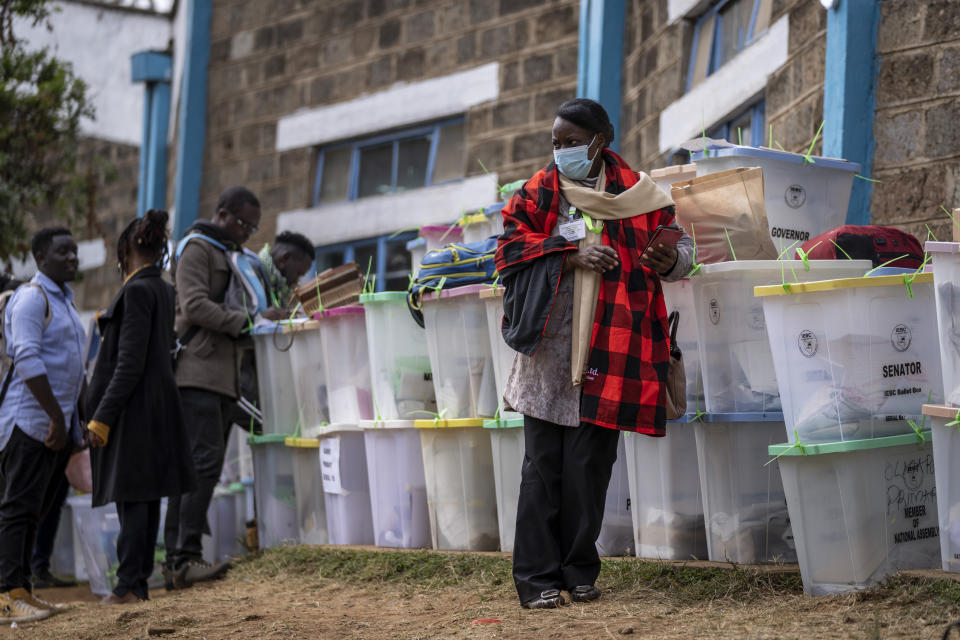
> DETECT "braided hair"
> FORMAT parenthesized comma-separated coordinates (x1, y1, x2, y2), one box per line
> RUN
(117, 209, 170, 273)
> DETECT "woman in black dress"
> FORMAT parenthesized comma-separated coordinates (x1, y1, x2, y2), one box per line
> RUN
(86, 210, 196, 604)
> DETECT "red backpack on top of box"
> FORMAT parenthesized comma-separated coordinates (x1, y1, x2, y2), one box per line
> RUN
(797, 225, 924, 268)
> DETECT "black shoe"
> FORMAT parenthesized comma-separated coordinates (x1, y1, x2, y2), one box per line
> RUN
(569, 585, 601, 603)
(173, 560, 231, 589)
(31, 568, 76, 589)
(162, 564, 183, 591)
(521, 589, 565, 609)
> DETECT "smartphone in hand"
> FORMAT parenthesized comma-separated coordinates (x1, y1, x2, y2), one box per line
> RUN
(643, 225, 684, 254)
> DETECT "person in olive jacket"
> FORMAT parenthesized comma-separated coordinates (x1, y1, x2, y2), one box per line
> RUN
(86, 210, 197, 605)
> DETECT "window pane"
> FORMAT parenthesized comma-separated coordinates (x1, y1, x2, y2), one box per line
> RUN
(690, 13, 715, 88)
(752, 0, 773, 37)
(396, 136, 430, 192)
(717, 0, 752, 67)
(315, 249, 345, 274)
(354, 243, 378, 282)
(431, 122, 466, 184)
(357, 142, 394, 198)
(318, 147, 351, 204)
(728, 111, 752, 145)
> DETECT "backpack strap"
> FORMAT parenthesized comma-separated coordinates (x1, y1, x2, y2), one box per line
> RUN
(0, 282, 51, 405)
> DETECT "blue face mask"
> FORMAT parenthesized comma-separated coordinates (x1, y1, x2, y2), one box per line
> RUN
(553, 135, 598, 180)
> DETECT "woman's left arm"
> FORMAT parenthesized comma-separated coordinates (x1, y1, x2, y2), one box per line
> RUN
(87, 283, 155, 445)
(658, 230, 694, 282)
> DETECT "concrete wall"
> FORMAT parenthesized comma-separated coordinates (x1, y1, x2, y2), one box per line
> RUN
(202, 0, 580, 249)
(870, 0, 960, 241)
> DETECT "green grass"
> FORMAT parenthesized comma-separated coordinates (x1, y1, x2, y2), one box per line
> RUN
(235, 547, 804, 604)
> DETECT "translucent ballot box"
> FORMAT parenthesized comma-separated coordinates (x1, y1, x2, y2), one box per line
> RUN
(287, 320, 330, 438)
(68, 495, 167, 595)
(771, 431, 939, 595)
(661, 278, 704, 412)
(694, 260, 871, 414)
(360, 292, 436, 420)
(416, 419, 500, 551)
(624, 421, 706, 560)
(484, 417, 524, 552)
(459, 212, 497, 244)
(479, 286, 521, 419)
(319, 307, 374, 424)
(757, 272, 942, 443)
(361, 420, 431, 548)
(597, 432, 635, 557)
(248, 434, 298, 549)
(694, 145, 860, 245)
(285, 437, 328, 545)
(421, 285, 498, 419)
(318, 424, 375, 545)
(252, 323, 300, 435)
(202, 483, 247, 564)
(694, 413, 797, 564)
(926, 241, 960, 406)
(923, 404, 960, 573)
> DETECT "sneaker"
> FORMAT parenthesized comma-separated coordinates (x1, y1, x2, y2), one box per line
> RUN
(31, 568, 76, 589)
(0, 589, 53, 623)
(173, 560, 231, 589)
(24, 591, 68, 613)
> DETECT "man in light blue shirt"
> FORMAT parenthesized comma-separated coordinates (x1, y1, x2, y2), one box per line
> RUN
(0, 227, 85, 621)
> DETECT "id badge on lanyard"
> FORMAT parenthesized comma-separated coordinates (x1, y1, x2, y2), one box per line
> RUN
(558, 206, 586, 242)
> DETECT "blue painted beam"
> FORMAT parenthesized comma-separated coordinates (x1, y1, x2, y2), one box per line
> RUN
(131, 51, 172, 217)
(173, 0, 213, 240)
(577, 0, 626, 152)
(823, 0, 880, 225)
(145, 81, 171, 212)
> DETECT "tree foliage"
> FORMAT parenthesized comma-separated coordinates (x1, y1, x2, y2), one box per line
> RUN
(0, 0, 93, 259)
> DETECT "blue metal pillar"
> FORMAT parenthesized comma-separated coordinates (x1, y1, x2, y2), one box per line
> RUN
(173, 0, 212, 239)
(823, 0, 881, 225)
(131, 51, 172, 216)
(577, 0, 627, 152)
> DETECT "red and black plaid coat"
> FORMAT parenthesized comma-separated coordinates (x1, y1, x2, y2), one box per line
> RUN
(496, 149, 674, 436)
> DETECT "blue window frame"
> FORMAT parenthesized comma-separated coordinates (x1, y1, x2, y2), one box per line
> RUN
(669, 99, 765, 165)
(312, 117, 466, 206)
(687, 0, 773, 91)
(314, 231, 418, 293)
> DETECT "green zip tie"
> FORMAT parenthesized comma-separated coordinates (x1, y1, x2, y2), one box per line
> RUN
(768, 124, 773, 148)
(795, 241, 822, 271)
(854, 174, 882, 183)
(737, 127, 742, 146)
(908, 419, 926, 443)
(723, 227, 737, 261)
(903, 272, 916, 299)
(764, 429, 807, 467)
(802, 121, 825, 165)
(829, 238, 853, 260)
(944, 410, 960, 433)
(685, 262, 703, 278)
(582, 212, 604, 234)
(687, 409, 706, 424)
(864, 254, 911, 276)
(925, 224, 938, 242)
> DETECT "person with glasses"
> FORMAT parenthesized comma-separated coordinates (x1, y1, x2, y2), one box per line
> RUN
(163, 186, 286, 590)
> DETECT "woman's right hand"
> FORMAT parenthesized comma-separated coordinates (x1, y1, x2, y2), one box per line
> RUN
(568, 245, 620, 273)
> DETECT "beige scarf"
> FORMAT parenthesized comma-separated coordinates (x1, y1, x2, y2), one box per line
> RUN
(560, 166, 676, 385)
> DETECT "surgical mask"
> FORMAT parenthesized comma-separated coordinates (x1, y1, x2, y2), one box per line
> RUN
(553, 135, 598, 180)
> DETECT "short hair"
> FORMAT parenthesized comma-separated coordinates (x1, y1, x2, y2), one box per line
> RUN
(31, 227, 72, 259)
(216, 186, 260, 215)
(556, 98, 615, 147)
(275, 231, 314, 260)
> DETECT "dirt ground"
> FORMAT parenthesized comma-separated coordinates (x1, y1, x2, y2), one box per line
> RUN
(3, 550, 960, 640)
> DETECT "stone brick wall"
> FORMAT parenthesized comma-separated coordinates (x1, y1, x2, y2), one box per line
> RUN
(202, 0, 580, 249)
(620, 0, 691, 171)
(764, 0, 826, 156)
(870, 0, 960, 241)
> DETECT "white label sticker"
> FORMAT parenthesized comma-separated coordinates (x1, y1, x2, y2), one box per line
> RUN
(559, 218, 586, 242)
(320, 436, 345, 495)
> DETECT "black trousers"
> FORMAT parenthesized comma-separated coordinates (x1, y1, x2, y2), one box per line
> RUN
(115, 500, 161, 599)
(0, 427, 71, 592)
(163, 388, 233, 568)
(31, 474, 70, 575)
(512, 415, 620, 603)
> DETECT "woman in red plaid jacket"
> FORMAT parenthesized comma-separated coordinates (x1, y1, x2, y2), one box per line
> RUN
(495, 98, 694, 609)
